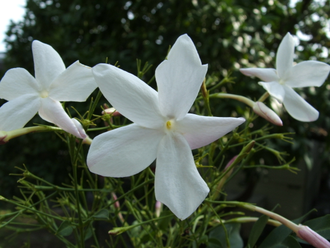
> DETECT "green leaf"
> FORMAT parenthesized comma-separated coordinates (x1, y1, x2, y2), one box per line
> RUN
(157, 210, 173, 231)
(208, 237, 224, 248)
(303, 215, 330, 239)
(84, 225, 93, 241)
(93, 209, 110, 220)
(57, 221, 74, 237)
(247, 214, 269, 247)
(258, 224, 292, 248)
(281, 235, 302, 248)
(207, 223, 243, 248)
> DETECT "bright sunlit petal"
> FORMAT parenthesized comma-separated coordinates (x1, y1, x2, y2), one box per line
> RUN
(87, 124, 163, 177)
(283, 85, 319, 122)
(239, 68, 278, 82)
(49, 61, 97, 102)
(276, 33, 295, 79)
(155, 132, 209, 220)
(32, 40, 66, 88)
(176, 114, 245, 150)
(93, 63, 164, 129)
(0, 94, 40, 131)
(286, 61, 330, 88)
(259, 81, 285, 102)
(38, 97, 86, 138)
(156, 34, 208, 120)
(0, 68, 40, 101)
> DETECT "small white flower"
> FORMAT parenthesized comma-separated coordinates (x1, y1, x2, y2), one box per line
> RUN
(0, 40, 97, 138)
(88, 34, 245, 219)
(240, 33, 330, 122)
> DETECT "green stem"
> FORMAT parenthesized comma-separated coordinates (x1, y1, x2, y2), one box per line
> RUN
(209, 93, 255, 107)
(258, 92, 270, 102)
(1, 126, 62, 143)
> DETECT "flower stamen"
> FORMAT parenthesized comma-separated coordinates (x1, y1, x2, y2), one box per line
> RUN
(40, 90, 49, 98)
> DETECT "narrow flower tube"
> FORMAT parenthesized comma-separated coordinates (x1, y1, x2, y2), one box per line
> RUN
(243, 204, 330, 248)
(253, 102, 283, 126)
(155, 201, 162, 218)
(297, 225, 330, 248)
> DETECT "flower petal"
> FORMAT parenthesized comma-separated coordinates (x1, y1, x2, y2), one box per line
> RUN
(156, 34, 208, 120)
(0, 68, 40, 100)
(0, 94, 40, 131)
(155, 132, 209, 220)
(92, 63, 163, 129)
(38, 97, 86, 138)
(282, 85, 319, 122)
(259, 81, 285, 102)
(49, 61, 97, 102)
(32, 40, 66, 89)
(286, 61, 330, 88)
(276, 33, 295, 79)
(87, 124, 163, 177)
(176, 114, 245, 150)
(239, 68, 278, 82)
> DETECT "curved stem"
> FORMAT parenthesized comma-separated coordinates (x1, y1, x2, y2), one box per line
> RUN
(209, 93, 255, 107)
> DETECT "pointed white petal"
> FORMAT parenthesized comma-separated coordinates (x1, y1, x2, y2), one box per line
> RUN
(282, 86, 319, 122)
(239, 68, 278, 82)
(286, 61, 330, 88)
(155, 132, 209, 220)
(93, 63, 164, 128)
(0, 95, 40, 131)
(71, 118, 87, 138)
(176, 114, 245, 150)
(156, 34, 208, 120)
(49, 61, 97, 102)
(87, 124, 163, 177)
(276, 33, 295, 79)
(32, 40, 66, 89)
(259, 81, 285, 102)
(0, 68, 40, 100)
(38, 97, 86, 138)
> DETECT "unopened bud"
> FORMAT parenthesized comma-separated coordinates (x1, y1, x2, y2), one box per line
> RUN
(0, 131, 8, 144)
(296, 225, 330, 248)
(155, 201, 162, 218)
(253, 102, 282, 126)
(102, 107, 121, 116)
(111, 192, 120, 209)
(71, 118, 87, 139)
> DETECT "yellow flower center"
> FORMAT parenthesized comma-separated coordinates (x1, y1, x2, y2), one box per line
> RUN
(166, 119, 175, 130)
(279, 79, 285, 85)
(40, 90, 49, 98)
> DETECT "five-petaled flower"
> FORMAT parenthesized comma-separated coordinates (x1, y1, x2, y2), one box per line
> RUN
(0, 40, 97, 138)
(87, 34, 245, 220)
(240, 32, 330, 122)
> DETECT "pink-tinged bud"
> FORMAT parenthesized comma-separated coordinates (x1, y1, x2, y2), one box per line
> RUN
(296, 225, 330, 248)
(102, 107, 121, 116)
(155, 201, 162, 218)
(0, 132, 8, 144)
(224, 155, 238, 171)
(111, 192, 120, 209)
(111, 192, 124, 223)
(253, 102, 283, 126)
(212, 155, 238, 199)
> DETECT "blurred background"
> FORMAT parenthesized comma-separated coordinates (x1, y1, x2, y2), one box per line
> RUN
(0, 0, 329, 246)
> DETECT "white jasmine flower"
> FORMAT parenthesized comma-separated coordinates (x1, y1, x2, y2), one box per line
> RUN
(88, 34, 245, 219)
(0, 40, 97, 138)
(240, 33, 330, 122)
